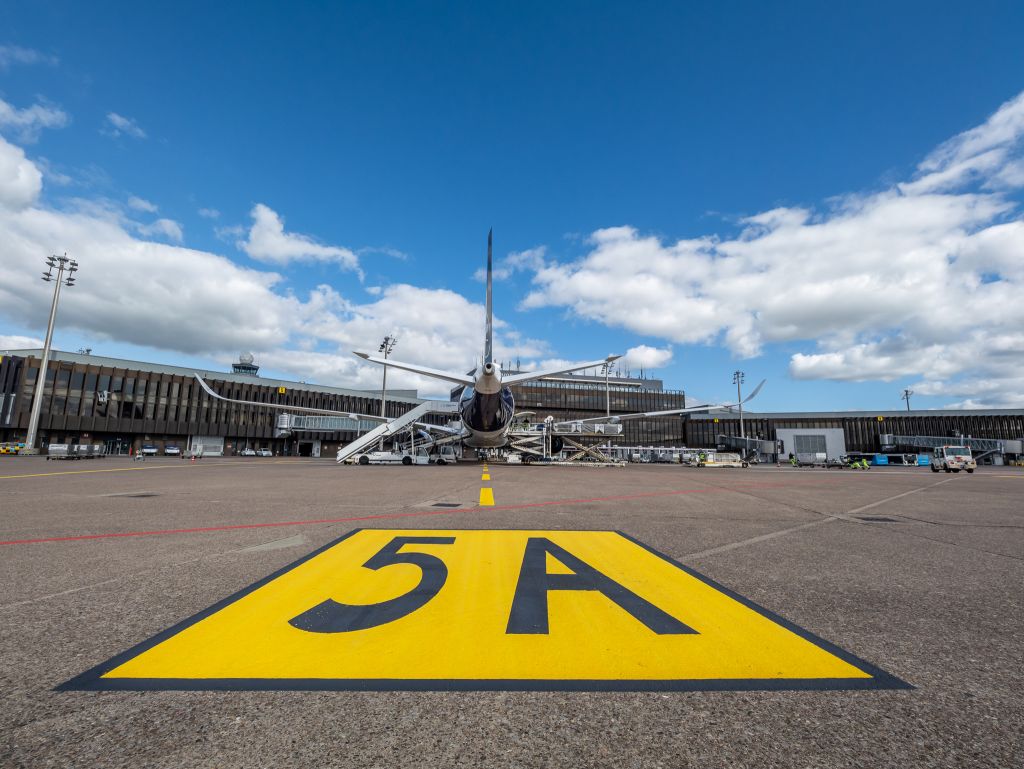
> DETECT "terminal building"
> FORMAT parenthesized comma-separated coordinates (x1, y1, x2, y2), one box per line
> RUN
(0, 349, 421, 458)
(1, 348, 1021, 463)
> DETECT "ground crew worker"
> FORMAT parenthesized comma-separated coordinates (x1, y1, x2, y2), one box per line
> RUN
(789, 453, 798, 467)
(698, 451, 706, 467)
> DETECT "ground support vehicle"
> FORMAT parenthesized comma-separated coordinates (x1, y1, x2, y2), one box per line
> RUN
(431, 446, 458, 465)
(931, 445, 976, 474)
(687, 451, 749, 468)
(795, 452, 828, 467)
(240, 448, 257, 456)
(164, 446, 181, 456)
(350, 447, 431, 466)
(256, 448, 273, 457)
(72, 444, 106, 459)
(46, 444, 74, 460)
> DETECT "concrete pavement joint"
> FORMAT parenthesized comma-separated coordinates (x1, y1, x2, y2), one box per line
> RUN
(683, 477, 960, 560)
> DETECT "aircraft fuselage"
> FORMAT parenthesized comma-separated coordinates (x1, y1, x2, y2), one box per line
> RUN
(458, 362, 516, 448)
(459, 386, 515, 447)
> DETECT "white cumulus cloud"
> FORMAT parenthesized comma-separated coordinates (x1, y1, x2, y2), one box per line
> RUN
(623, 344, 673, 370)
(521, 90, 1024, 407)
(0, 136, 42, 209)
(239, 203, 360, 273)
(0, 333, 44, 350)
(0, 133, 551, 399)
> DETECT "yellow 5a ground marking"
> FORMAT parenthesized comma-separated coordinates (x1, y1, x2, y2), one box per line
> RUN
(60, 529, 910, 692)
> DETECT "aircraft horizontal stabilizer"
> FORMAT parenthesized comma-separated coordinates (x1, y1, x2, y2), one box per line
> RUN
(353, 352, 475, 386)
(557, 379, 767, 425)
(742, 379, 766, 403)
(503, 356, 622, 386)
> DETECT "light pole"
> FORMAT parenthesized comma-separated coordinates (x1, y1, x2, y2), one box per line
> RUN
(600, 356, 616, 419)
(25, 254, 78, 454)
(733, 370, 745, 440)
(378, 335, 397, 450)
(901, 388, 913, 412)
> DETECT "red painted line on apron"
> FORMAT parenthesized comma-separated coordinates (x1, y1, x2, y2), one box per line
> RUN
(0, 479, 837, 547)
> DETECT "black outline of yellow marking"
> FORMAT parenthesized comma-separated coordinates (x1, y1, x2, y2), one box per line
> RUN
(57, 529, 912, 693)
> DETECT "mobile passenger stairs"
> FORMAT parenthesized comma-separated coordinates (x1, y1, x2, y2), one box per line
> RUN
(334, 401, 461, 464)
(272, 401, 463, 464)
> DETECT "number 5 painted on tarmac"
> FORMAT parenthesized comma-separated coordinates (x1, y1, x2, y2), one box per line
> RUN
(288, 536, 456, 633)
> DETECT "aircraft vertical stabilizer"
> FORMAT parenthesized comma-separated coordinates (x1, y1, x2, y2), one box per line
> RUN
(484, 228, 493, 366)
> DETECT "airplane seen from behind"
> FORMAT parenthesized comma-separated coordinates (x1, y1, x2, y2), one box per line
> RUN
(194, 231, 764, 451)
(353, 230, 765, 448)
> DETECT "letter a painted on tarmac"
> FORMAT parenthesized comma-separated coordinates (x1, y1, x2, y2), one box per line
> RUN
(505, 537, 696, 635)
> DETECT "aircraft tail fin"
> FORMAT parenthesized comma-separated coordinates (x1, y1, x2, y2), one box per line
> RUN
(484, 228, 493, 366)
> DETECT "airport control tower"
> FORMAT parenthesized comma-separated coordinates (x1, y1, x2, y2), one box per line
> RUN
(231, 352, 260, 377)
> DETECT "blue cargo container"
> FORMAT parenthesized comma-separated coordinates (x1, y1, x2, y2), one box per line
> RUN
(873, 454, 889, 465)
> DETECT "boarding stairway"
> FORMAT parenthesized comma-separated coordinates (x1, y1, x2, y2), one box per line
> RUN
(335, 400, 460, 463)
(395, 431, 464, 454)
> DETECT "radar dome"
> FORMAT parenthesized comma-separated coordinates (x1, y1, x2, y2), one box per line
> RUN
(239, 352, 255, 365)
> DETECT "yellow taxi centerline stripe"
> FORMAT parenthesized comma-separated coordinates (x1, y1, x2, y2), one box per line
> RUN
(479, 487, 495, 506)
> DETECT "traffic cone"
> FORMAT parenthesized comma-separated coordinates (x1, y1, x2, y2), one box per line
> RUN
(191, 454, 195, 463)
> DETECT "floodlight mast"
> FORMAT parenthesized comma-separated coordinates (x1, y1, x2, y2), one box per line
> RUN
(377, 335, 398, 450)
(733, 370, 745, 439)
(902, 388, 913, 412)
(600, 355, 616, 418)
(25, 254, 78, 454)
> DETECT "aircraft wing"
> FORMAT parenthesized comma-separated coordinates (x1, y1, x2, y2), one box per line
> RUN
(553, 379, 766, 425)
(503, 355, 622, 386)
(353, 352, 475, 386)
(193, 374, 390, 421)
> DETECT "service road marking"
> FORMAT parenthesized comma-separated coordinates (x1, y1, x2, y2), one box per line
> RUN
(0, 460, 295, 480)
(60, 528, 909, 692)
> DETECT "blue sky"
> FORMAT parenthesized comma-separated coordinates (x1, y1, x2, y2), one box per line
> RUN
(1, 2, 1023, 409)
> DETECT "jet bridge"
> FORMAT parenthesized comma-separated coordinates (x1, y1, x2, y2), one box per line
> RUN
(335, 401, 460, 463)
(276, 413, 381, 437)
(880, 433, 1022, 458)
